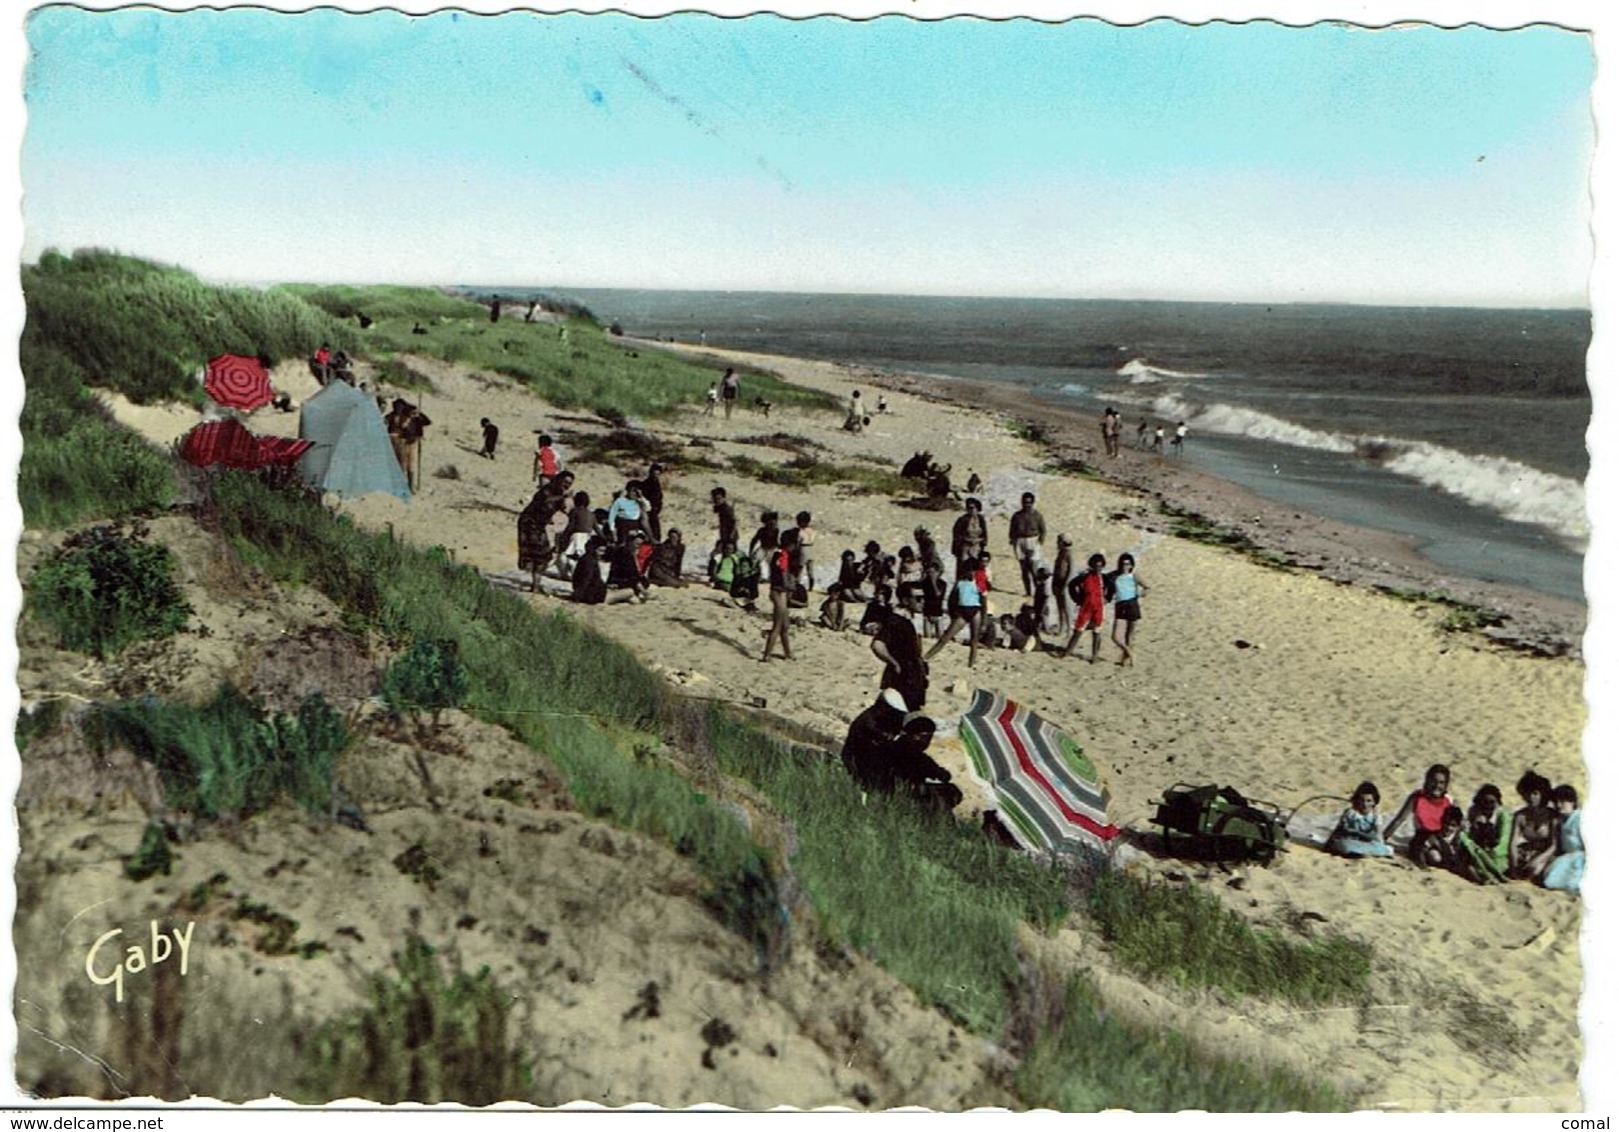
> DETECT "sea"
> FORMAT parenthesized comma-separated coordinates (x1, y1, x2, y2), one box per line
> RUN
(506, 290, 1592, 604)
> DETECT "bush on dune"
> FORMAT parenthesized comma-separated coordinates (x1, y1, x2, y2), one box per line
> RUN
(27, 521, 192, 658)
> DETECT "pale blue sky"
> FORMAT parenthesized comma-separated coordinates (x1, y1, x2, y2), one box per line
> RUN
(21, 6, 1596, 305)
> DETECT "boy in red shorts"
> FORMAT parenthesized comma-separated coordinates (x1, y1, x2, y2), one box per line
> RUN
(1060, 553, 1110, 662)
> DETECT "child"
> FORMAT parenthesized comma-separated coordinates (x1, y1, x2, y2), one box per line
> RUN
(533, 432, 559, 484)
(1062, 553, 1110, 663)
(1325, 781, 1394, 858)
(920, 562, 948, 639)
(925, 557, 986, 669)
(819, 584, 848, 631)
(1415, 806, 1469, 877)
(479, 417, 499, 460)
(1031, 566, 1053, 635)
(709, 539, 743, 591)
(794, 511, 816, 593)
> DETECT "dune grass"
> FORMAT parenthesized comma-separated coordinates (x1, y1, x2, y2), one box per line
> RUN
(26, 521, 193, 658)
(287, 282, 840, 420)
(1014, 977, 1345, 1111)
(25, 249, 359, 405)
(1086, 869, 1372, 1005)
(18, 337, 177, 528)
(294, 931, 531, 1105)
(87, 685, 347, 820)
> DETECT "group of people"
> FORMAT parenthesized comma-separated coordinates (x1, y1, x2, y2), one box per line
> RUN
(697, 485, 1149, 676)
(308, 343, 356, 386)
(1326, 763, 1583, 892)
(516, 447, 687, 607)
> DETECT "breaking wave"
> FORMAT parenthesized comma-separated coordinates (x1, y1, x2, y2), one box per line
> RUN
(1118, 358, 1208, 384)
(1150, 395, 1588, 543)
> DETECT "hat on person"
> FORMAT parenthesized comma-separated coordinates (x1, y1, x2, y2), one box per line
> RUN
(880, 688, 909, 714)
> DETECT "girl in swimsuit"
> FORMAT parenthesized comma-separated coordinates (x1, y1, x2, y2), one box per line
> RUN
(1382, 763, 1452, 859)
(1110, 553, 1144, 666)
(1508, 770, 1560, 882)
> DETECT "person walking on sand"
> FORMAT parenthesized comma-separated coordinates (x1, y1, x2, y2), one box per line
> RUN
(711, 487, 738, 559)
(761, 528, 799, 663)
(1062, 553, 1110, 662)
(720, 368, 740, 420)
(1136, 419, 1150, 450)
(1172, 421, 1187, 456)
(1008, 492, 1046, 597)
(1105, 407, 1123, 457)
(872, 592, 929, 710)
(1152, 426, 1165, 455)
(704, 382, 719, 415)
(533, 432, 560, 484)
(478, 418, 499, 460)
(925, 557, 987, 669)
(1109, 552, 1144, 666)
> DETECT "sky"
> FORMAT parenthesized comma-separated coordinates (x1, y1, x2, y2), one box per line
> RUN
(17, 3, 1597, 306)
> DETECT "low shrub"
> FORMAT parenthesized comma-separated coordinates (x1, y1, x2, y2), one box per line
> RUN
(88, 686, 346, 820)
(294, 932, 530, 1104)
(382, 638, 469, 733)
(27, 521, 193, 658)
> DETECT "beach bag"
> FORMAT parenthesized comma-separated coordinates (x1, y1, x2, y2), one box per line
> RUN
(730, 556, 761, 601)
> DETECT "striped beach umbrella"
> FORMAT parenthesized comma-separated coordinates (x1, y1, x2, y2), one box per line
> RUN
(959, 688, 1120, 862)
(179, 418, 262, 468)
(255, 435, 315, 467)
(204, 353, 273, 411)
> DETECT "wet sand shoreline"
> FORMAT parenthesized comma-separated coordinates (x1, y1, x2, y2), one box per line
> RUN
(839, 362, 1586, 658)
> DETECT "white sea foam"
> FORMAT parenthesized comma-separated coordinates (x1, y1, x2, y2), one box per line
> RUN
(1150, 395, 1356, 454)
(1118, 358, 1209, 384)
(1147, 393, 1588, 543)
(1381, 442, 1589, 543)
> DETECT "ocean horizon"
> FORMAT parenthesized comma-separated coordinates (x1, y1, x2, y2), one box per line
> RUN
(467, 287, 1590, 604)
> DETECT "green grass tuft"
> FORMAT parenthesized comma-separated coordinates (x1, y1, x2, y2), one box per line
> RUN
(1086, 869, 1372, 1006)
(294, 932, 530, 1105)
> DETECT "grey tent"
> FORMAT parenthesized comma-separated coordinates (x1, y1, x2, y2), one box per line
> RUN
(296, 380, 411, 500)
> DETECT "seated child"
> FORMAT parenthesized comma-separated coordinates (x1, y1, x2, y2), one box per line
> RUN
(1382, 763, 1452, 859)
(710, 540, 742, 590)
(819, 584, 848, 631)
(1413, 805, 1470, 877)
(997, 613, 1030, 652)
(1541, 784, 1583, 893)
(1325, 781, 1395, 858)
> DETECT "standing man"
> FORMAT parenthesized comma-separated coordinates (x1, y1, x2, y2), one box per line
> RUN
(640, 462, 666, 543)
(1008, 491, 1047, 597)
(386, 400, 432, 493)
(720, 368, 740, 420)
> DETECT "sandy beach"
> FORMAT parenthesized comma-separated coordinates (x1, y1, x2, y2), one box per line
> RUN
(93, 337, 1589, 1110)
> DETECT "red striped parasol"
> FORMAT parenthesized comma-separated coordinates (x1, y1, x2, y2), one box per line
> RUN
(256, 435, 315, 467)
(204, 354, 273, 411)
(179, 419, 262, 468)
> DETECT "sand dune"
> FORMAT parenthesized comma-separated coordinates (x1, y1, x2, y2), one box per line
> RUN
(97, 336, 1588, 1110)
